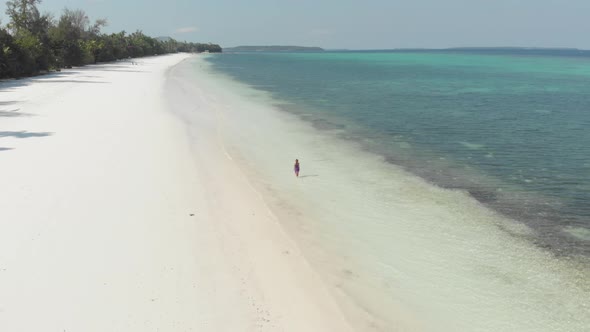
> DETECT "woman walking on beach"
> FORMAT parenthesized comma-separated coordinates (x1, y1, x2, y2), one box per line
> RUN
(294, 159, 300, 177)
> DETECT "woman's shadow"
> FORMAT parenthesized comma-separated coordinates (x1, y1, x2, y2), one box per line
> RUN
(299, 174, 319, 178)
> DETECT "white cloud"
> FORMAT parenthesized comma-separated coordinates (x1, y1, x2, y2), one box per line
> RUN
(174, 26, 199, 34)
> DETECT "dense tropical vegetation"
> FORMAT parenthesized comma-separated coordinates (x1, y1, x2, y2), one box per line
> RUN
(0, 0, 221, 78)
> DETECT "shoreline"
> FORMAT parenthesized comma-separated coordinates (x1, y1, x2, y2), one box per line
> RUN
(0, 54, 353, 331)
(172, 55, 590, 331)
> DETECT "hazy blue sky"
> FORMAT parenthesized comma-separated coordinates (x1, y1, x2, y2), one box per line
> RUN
(4, 0, 590, 49)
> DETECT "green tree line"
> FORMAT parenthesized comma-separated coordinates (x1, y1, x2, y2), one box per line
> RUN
(0, 0, 221, 78)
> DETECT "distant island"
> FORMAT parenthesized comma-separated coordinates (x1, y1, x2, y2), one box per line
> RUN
(446, 47, 580, 51)
(223, 46, 324, 52)
(439, 47, 590, 56)
(326, 47, 590, 57)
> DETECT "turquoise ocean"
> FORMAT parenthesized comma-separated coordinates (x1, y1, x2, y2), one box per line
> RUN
(175, 50, 590, 331)
(207, 50, 590, 258)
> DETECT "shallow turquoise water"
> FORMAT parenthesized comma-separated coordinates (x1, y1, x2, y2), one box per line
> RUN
(207, 50, 590, 258)
(172, 52, 590, 331)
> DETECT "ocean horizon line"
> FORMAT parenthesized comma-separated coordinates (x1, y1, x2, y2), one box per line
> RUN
(222, 47, 590, 56)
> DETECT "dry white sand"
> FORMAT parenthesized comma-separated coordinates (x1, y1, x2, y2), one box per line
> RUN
(0, 54, 353, 331)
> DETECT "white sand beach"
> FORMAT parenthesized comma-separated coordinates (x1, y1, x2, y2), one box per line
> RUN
(0, 54, 354, 331)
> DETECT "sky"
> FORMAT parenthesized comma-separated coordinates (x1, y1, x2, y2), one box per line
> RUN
(3, 0, 590, 49)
